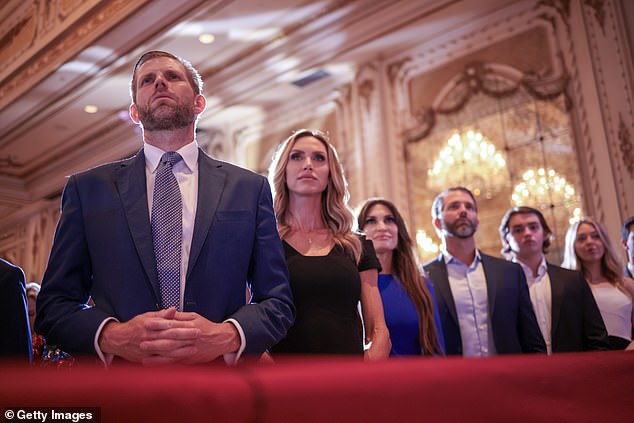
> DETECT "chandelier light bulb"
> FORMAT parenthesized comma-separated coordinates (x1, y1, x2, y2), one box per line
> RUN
(427, 130, 507, 196)
(512, 167, 579, 209)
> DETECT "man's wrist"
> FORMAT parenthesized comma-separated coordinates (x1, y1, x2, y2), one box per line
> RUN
(220, 322, 241, 354)
(98, 320, 121, 355)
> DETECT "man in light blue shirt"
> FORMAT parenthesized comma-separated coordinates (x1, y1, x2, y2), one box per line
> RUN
(423, 187, 545, 356)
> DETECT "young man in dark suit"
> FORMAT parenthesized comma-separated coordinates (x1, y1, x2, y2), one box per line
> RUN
(36, 51, 294, 365)
(423, 187, 545, 356)
(499, 206, 608, 353)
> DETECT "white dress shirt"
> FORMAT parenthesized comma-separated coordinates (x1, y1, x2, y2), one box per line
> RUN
(442, 248, 496, 357)
(514, 256, 552, 354)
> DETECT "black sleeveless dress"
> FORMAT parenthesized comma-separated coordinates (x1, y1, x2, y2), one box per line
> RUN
(271, 238, 380, 355)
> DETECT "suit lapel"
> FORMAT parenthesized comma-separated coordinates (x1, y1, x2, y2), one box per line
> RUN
(480, 254, 498, 317)
(116, 149, 160, 302)
(187, 149, 226, 279)
(427, 256, 459, 324)
(547, 264, 564, 341)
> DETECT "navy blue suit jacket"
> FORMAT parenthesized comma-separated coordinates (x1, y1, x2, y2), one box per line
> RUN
(36, 148, 294, 357)
(423, 253, 546, 355)
(0, 258, 32, 361)
(547, 264, 608, 352)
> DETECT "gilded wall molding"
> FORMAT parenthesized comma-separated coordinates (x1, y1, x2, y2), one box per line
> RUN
(553, 2, 604, 221)
(0, 199, 59, 282)
(583, 0, 606, 34)
(618, 114, 633, 177)
(536, 0, 572, 33)
(387, 57, 410, 87)
(537, 0, 572, 18)
(404, 61, 570, 144)
(581, 0, 634, 217)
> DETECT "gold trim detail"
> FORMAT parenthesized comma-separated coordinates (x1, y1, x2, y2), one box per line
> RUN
(618, 114, 633, 177)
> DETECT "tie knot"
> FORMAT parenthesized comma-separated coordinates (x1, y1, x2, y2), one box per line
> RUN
(161, 152, 183, 167)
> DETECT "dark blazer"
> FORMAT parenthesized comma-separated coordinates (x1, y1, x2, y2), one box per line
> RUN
(423, 253, 546, 356)
(0, 258, 32, 361)
(36, 148, 294, 357)
(547, 264, 608, 352)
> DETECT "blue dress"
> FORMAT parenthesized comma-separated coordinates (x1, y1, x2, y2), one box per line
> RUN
(378, 273, 445, 356)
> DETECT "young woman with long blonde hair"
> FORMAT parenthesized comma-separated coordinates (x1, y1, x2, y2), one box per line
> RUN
(562, 217, 634, 350)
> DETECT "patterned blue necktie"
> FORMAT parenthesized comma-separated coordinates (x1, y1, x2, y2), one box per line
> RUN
(151, 152, 183, 310)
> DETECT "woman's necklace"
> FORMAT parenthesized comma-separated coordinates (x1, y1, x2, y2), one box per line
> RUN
(294, 227, 327, 247)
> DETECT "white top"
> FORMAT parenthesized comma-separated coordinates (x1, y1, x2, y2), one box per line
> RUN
(442, 248, 496, 357)
(515, 256, 552, 354)
(590, 285, 632, 341)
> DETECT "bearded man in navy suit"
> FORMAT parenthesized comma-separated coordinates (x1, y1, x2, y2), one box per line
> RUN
(36, 51, 294, 365)
(423, 187, 545, 356)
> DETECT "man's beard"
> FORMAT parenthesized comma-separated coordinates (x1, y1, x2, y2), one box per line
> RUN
(443, 218, 477, 239)
(137, 102, 195, 131)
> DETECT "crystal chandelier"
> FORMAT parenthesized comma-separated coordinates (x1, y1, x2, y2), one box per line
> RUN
(511, 167, 578, 208)
(427, 130, 507, 197)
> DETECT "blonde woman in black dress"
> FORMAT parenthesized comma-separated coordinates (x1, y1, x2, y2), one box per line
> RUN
(268, 129, 390, 359)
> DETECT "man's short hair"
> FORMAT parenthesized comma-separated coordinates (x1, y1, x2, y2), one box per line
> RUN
(621, 216, 634, 241)
(499, 206, 552, 257)
(431, 187, 477, 220)
(130, 50, 203, 103)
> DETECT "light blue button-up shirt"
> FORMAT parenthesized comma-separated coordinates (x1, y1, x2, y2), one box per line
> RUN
(443, 248, 496, 357)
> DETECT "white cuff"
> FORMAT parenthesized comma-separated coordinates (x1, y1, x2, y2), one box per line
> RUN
(94, 317, 119, 366)
(222, 318, 246, 365)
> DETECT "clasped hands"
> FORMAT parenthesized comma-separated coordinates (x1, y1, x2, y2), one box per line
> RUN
(99, 308, 240, 365)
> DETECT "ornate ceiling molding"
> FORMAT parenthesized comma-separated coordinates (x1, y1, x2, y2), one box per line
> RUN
(0, 155, 24, 172)
(0, 0, 149, 111)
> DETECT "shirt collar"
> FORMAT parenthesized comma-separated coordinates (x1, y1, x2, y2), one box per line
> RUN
(513, 255, 548, 280)
(144, 140, 199, 174)
(441, 246, 481, 268)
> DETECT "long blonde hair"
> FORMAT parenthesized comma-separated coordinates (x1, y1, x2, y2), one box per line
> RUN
(268, 129, 361, 261)
(562, 217, 626, 289)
